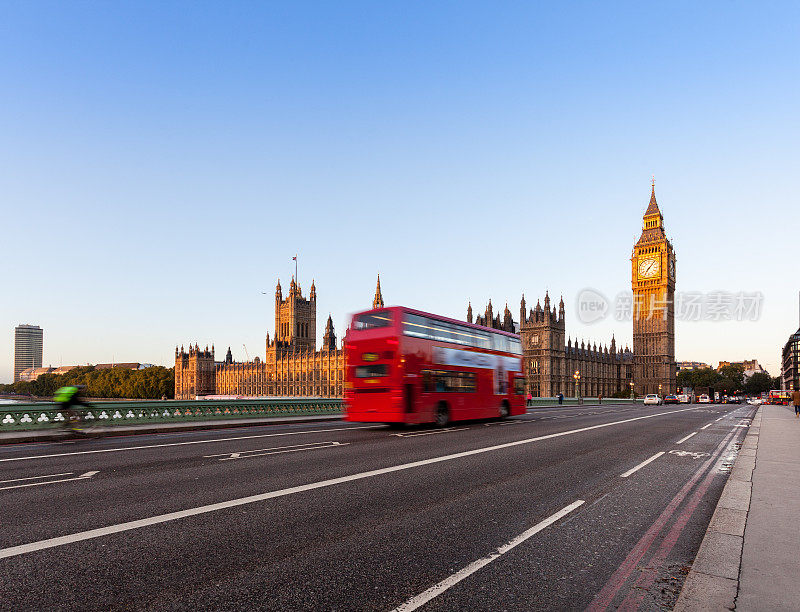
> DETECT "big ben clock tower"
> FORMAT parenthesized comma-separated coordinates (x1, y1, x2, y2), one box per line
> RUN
(632, 180, 677, 395)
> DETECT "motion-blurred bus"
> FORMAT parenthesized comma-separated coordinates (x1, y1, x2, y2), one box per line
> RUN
(344, 306, 526, 425)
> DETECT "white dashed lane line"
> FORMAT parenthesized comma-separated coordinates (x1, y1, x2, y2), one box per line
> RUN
(620, 452, 665, 478)
(390, 500, 585, 612)
(676, 432, 697, 444)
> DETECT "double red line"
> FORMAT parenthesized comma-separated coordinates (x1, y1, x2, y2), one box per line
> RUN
(586, 424, 743, 611)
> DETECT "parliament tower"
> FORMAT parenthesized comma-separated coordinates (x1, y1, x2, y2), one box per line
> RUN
(632, 181, 677, 395)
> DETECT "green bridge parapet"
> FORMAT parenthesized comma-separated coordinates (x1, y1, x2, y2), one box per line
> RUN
(0, 398, 344, 431)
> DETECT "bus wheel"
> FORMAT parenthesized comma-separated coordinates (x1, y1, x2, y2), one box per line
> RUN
(435, 402, 450, 427)
(499, 400, 510, 419)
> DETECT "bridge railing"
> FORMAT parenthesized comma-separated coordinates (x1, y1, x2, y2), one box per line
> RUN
(0, 398, 344, 431)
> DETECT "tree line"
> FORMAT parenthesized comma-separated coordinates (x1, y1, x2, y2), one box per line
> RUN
(0, 366, 175, 400)
(677, 364, 779, 396)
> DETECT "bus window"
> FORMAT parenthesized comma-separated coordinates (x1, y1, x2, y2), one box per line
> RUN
(354, 311, 393, 330)
(355, 364, 389, 378)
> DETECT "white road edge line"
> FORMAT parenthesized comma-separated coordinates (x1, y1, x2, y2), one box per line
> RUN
(0, 407, 696, 560)
(0, 470, 99, 492)
(700, 423, 713, 430)
(203, 441, 340, 458)
(0, 426, 379, 463)
(390, 500, 585, 612)
(620, 452, 665, 478)
(0, 472, 73, 485)
(218, 442, 350, 461)
(676, 432, 697, 444)
(391, 428, 470, 438)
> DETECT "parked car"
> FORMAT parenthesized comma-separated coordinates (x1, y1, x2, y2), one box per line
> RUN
(644, 394, 661, 405)
(698, 394, 711, 403)
(664, 394, 680, 405)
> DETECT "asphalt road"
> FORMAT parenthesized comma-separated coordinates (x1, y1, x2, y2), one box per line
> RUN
(0, 402, 755, 611)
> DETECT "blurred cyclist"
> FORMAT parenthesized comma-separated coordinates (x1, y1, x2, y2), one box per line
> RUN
(54, 385, 90, 433)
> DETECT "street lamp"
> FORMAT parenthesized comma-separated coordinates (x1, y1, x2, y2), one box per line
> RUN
(658, 383, 663, 398)
(629, 380, 635, 402)
(573, 370, 581, 403)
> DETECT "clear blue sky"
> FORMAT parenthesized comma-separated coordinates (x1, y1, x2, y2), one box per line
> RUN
(2, 1, 798, 382)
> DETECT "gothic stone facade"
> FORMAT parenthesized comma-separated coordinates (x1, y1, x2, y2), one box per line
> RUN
(632, 183, 677, 395)
(175, 277, 383, 399)
(469, 295, 633, 397)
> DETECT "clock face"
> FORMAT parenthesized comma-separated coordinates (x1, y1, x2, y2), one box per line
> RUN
(638, 257, 660, 278)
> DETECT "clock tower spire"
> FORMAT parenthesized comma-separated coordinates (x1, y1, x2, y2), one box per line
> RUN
(632, 180, 676, 395)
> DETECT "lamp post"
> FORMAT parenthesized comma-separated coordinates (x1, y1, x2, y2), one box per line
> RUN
(629, 380, 635, 402)
(658, 383, 663, 400)
(573, 370, 581, 404)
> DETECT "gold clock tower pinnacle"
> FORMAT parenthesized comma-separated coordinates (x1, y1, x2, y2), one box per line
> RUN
(632, 181, 677, 395)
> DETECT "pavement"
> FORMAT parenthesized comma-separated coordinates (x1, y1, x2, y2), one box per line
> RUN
(676, 403, 800, 611)
(0, 402, 754, 610)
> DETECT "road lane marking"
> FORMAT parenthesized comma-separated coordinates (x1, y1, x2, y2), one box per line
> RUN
(0, 472, 73, 485)
(0, 470, 99, 491)
(390, 500, 585, 612)
(618, 433, 740, 609)
(588, 428, 739, 611)
(676, 432, 697, 444)
(204, 441, 349, 461)
(0, 406, 698, 560)
(620, 452, 665, 478)
(700, 423, 713, 430)
(390, 428, 469, 438)
(0, 425, 378, 463)
(669, 450, 710, 459)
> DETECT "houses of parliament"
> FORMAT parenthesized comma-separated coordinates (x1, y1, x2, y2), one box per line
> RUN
(176, 184, 676, 399)
(175, 277, 385, 400)
(470, 182, 677, 397)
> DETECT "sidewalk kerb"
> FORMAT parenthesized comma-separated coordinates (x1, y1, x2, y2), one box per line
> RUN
(674, 406, 760, 611)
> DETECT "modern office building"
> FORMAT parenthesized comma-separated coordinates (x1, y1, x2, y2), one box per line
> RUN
(782, 328, 800, 391)
(13, 324, 43, 383)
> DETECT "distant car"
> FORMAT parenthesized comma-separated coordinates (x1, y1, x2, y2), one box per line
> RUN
(747, 397, 762, 405)
(677, 394, 691, 404)
(724, 396, 740, 404)
(644, 394, 661, 405)
(664, 394, 679, 405)
(698, 394, 711, 403)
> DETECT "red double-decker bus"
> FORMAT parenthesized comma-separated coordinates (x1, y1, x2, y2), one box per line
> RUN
(344, 306, 526, 425)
